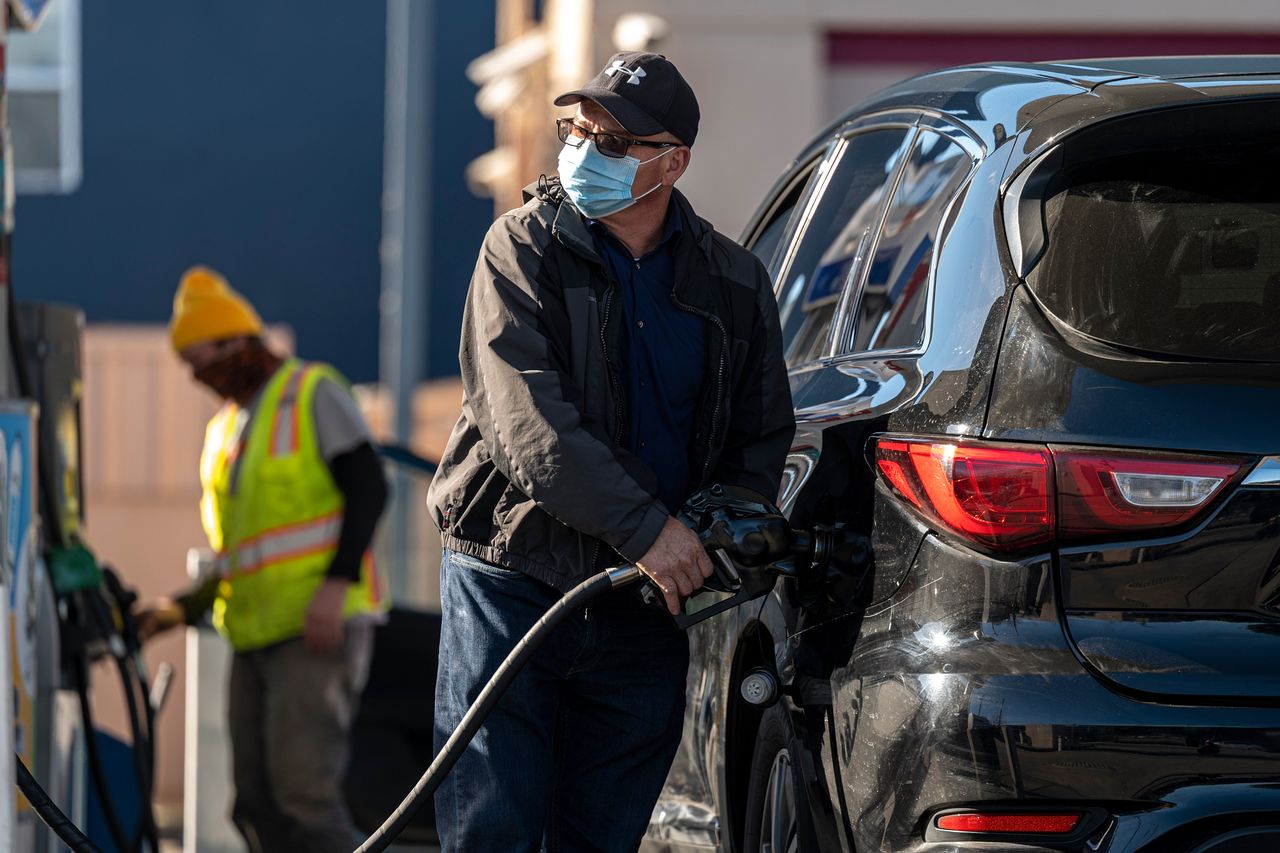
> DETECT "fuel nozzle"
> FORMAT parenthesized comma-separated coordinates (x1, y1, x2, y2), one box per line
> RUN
(651, 484, 870, 629)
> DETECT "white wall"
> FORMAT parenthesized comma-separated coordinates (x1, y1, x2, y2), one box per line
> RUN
(591, 8, 823, 238)
(591, 0, 1280, 236)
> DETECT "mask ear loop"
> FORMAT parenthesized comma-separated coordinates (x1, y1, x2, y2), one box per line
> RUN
(632, 146, 679, 202)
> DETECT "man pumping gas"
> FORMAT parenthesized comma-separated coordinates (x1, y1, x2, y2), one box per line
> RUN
(426, 52, 794, 851)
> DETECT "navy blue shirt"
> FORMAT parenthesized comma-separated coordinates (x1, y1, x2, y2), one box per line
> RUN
(590, 205, 706, 514)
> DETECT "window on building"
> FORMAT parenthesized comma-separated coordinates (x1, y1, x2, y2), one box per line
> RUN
(7, 0, 82, 195)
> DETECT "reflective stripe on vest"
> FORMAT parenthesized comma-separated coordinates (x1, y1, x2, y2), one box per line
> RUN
(227, 510, 341, 576)
(269, 365, 309, 458)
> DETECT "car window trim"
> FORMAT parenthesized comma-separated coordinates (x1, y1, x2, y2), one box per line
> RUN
(775, 111, 983, 373)
(827, 127, 920, 359)
(774, 121, 922, 370)
(772, 114, 924, 305)
(740, 155, 821, 256)
(834, 133, 983, 361)
(827, 158, 979, 367)
(771, 136, 847, 302)
(759, 164, 822, 283)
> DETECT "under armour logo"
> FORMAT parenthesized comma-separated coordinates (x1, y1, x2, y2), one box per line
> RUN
(604, 60, 646, 86)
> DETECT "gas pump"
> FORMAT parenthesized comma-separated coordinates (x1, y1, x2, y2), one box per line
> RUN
(9, 297, 164, 853)
(2, 308, 160, 850)
(0, 1, 165, 848)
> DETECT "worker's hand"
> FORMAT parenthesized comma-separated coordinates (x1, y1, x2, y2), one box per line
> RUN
(135, 598, 185, 643)
(636, 516, 714, 616)
(304, 578, 350, 654)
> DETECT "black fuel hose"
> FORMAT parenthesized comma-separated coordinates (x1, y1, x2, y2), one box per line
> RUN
(16, 753, 101, 853)
(19, 564, 649, 852)
(111, 651, 159, 852)
(73, 654, 129, 853)
(355, 564, 644, 853)
(92, 573, 161, 852)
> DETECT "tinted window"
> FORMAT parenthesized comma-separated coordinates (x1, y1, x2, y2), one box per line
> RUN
(750, 207, 793, 272)
(1031, 143, 1280, 362)
(775, 128, 913, 366)
(746, 164, 816, 277)
(844, 130, 972, 353)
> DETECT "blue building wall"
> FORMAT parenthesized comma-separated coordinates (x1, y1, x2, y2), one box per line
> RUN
(13, 1, 494, 382)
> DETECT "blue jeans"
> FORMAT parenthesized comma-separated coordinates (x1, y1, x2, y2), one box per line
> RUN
(434, 549, 690, 852)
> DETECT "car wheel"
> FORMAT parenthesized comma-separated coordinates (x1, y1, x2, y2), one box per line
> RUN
(742, 705, 805, 853)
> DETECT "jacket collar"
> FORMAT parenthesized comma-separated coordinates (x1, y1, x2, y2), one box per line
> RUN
(524, 178, 715, 270)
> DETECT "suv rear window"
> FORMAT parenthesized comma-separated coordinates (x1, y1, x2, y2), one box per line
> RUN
(1029, 140, 1280, 362)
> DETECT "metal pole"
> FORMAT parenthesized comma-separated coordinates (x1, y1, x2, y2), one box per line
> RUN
(380, 0, 433, 604)
(381, 0, 432, 441)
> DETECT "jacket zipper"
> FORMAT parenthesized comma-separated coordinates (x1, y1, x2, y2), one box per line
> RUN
(671, 292, 728, 485)
(592, 278, 623, 573)
(599, 281, 626, 447)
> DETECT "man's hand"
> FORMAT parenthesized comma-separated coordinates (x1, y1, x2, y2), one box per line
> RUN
(304, 578, 350, 654)
(636, 516, 714, 615)
(135, 598, 186, 643)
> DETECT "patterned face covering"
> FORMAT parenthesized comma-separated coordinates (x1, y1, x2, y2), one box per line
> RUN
(193, 339, 283, 405)
(557, 138, 675, 219)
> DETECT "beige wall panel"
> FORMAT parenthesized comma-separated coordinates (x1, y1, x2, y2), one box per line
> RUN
(81, 327, 218, 809)
(80, 325, 292, 811)
(82, 502, 201, 807)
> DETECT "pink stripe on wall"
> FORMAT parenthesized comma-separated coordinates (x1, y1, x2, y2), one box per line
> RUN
(828, 32, 1280, 67)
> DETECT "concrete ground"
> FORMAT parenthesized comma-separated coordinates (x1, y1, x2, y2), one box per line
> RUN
(156, 805, 440, 852)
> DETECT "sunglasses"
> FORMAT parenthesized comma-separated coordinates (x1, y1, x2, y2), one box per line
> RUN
(555, 117, 678, 160)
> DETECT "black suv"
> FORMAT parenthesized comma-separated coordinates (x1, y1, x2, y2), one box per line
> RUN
(643, 57, 1280, 853)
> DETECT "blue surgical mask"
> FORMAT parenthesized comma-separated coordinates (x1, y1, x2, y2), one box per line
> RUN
(557, 139, 675, 219)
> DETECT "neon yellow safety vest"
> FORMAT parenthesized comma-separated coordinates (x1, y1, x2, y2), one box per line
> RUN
(199, 359, 388, 651)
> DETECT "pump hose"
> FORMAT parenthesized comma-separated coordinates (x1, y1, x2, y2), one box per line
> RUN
(16, 752, 101, 852)
(74, 653, 130, 853)
(84, 586, 160, 852)
(17, 565, 646, 853)
(355, 564, 644, 853)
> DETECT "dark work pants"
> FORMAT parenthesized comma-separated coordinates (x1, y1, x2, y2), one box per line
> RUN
(227, 623, 373, 853)
(434, 549, 690, 853)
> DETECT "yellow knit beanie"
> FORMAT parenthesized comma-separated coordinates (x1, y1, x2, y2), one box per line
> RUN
(169, 266, 264, 353)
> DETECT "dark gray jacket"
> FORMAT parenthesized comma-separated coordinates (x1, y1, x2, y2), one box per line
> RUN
(427, 179, 794, 592)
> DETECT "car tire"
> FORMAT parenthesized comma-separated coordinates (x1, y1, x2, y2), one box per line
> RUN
(742, 704, 809, 853)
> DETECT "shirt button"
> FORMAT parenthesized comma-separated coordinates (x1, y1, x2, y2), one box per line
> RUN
(640, 441, 646, 448)
(637, 320, 645, 329)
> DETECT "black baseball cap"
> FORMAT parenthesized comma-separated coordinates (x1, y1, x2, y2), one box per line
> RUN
(554, 52, 700, 147)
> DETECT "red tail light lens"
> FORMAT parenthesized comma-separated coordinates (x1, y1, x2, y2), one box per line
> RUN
(936, 812, 1082, 834)
(1054, 450, 1243, 540)
(875, 439, 1053, 553)
(875, 438, 1247, 554)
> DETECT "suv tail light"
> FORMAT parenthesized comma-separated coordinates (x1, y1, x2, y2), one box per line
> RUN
(1055, 451, 1242, 539)
(875, 439, 1053, 552)
(874, 437, 1246, 554)
(936, 812, 1082, 834)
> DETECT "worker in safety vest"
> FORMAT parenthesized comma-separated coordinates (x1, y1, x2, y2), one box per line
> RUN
(137, 266, 389, 853)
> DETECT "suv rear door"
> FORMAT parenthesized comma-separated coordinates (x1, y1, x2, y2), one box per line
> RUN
(990, 95, 1280, 702)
